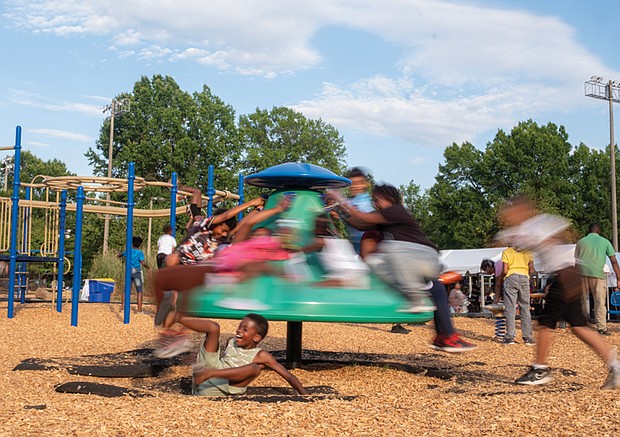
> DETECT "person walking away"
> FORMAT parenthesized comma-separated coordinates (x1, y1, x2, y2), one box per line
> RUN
(495, 196, 620, 388)
(575, 223, 620, 336)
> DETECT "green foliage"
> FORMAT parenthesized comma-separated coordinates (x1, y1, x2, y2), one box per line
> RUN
(87, 251, 156, 301)
(421, 119, 618, 248)
(85, 75, 242, 192)
(239, 107, 347, 198)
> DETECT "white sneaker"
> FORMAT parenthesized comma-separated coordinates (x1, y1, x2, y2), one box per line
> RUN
(515, 366, 552, 385)
(602, 365, 620, 389)
(153, 334, 192, 359)
(397, 294, 436, 313)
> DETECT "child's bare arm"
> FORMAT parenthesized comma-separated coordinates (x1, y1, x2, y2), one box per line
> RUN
(210, 196, 266, 227)
(232, 197, 291, 242)
(255, 350, 308, 395)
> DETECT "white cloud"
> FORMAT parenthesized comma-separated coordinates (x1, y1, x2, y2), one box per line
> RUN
(294, 77, 567, 149)
(26, 140, 51, 148)
(6, 0, 615, 83)
(111, 29, 142, 46)
(8, 89, 104, 116)
(29, 128, 92, 142)
(5, 0, 620, 148)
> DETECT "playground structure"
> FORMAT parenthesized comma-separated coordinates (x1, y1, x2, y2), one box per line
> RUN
(2, 126, 241, 325)
(4, 127, 434, 369)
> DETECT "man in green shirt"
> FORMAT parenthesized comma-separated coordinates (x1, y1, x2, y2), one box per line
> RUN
(575, 223, 620, 335)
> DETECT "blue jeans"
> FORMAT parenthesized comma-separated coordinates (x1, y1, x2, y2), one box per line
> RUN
(130, 268, 144, 293)
(429, 280, 455, 336)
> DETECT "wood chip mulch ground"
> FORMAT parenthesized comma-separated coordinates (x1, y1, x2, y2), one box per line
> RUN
(1, 301, 619, 436)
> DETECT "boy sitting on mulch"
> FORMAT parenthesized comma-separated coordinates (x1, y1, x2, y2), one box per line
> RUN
(165, 312, 308, 396)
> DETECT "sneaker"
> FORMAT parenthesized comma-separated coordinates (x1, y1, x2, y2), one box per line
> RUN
(523, 338, 535, 346)
(397, 294, 436, 313)
(598, 329, 612, 336)
(515, 366, 552, 385)
(602, 366, 620, 389)
(154, 293, 175, 326)
(430, 334, 477, 353)
(501, 337, 517, 345)
(390, 324, 411, 334)
(153, 333, 192, 359)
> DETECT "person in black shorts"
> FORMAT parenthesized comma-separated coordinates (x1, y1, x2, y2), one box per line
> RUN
(496, 196, 620, 388)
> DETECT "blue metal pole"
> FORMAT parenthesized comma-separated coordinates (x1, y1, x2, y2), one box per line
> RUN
(170, 172, 177, 238)
(124, 162, 135, 324)
(207, 165, 214, 217)
(7, 126, 22, 319)
(19, 187, 31, 304)
(237, 173, 245, 222)
(56, 190, 67, 313)
(70, 186, 85, 327)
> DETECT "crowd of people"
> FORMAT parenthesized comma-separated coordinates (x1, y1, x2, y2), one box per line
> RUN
(117, 170, 620, 396)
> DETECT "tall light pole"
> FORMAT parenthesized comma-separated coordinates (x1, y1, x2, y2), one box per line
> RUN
(585, 76, 620, 250)
(102, 98, 130, 254)
(147, 196, 167, 255)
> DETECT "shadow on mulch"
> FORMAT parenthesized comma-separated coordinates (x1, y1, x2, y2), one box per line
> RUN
(14, 347, 584, 400)
(14, 348, 179, 378)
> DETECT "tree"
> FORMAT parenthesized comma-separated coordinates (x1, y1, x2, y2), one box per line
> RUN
(568, 143, 615, 238)
(423, 142, 497, 249)
(400, 181, 430, 226)
(423, 120, 600, 249)
(239, 107, 347, 177)
(482, 120, 575, 211)
(85, 75, 242, 193)
(85, 75, 244, 249)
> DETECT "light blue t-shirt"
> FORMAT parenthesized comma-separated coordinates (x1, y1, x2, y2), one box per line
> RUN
(347, 192, 374, 253)
(122, 248, 145, 270)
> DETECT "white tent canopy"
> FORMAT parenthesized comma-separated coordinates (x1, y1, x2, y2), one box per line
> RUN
(439, 248, 504, 275)
(439, 245, 618, 287)
(439, 245, 577, 275)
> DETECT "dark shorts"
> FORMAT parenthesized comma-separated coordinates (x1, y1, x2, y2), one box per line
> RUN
(190, 204, 202, 218)
(156, 253, 167, 269)
(538, 268, 587, 329)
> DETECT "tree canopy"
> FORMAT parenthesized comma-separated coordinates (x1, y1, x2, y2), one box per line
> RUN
(402, 119, 617, 249)
(82, 75, 619, 251)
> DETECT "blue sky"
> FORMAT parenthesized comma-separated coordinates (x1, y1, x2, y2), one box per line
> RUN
(1, 0, 619, 190)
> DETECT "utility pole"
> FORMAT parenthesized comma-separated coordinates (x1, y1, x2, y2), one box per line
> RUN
(585, 76, 620, 250)
(2, 157, 12, 192)
(147, 196, 167, 255)
(102, 98, 130, 254)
